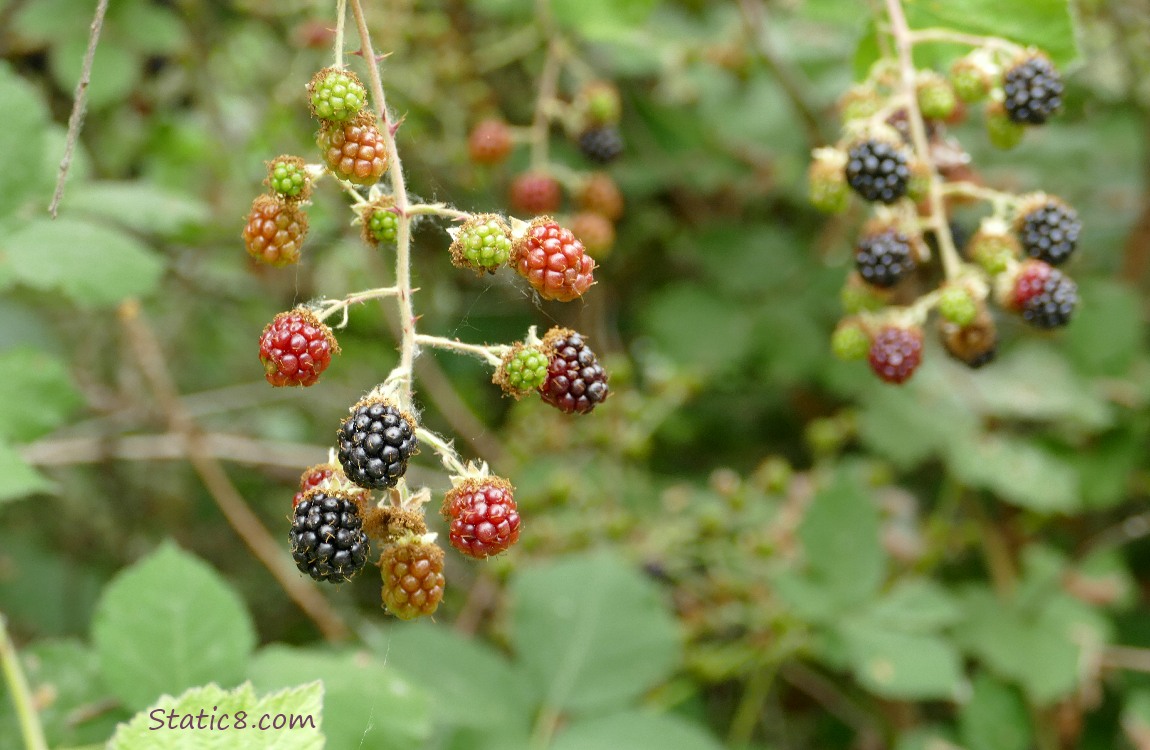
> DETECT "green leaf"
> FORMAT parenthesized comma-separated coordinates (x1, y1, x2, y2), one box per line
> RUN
(946, 433, 1080, 512)
(5, 217, 164, 306)
(50, 37, 140, 111)
(551, 0, 658, 42)
(510, 551, 681, 714)
(0, 63, 49, 219)
(108, 681, 323, 750)
(838, 623, 963, 700)
(0, 347, 83, 442)
(861, 579, 962, 633)
(959, 673, 1032, 750)
(0, 442, 54, 503)
(551, 712, 725, 750)
(902, 0, 1078, 66)
(249, 646, 431, 748)
(797, 471, 886, 608)
(61, 182, 210, 237)
(364, 623, 532, 731)
(641, 285, 752, 375)
(92, 542, 257, 711)
(1064, 279, 1144, 377)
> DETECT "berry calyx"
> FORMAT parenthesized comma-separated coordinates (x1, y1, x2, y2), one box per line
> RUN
(916, 71, 958, 120)
(540, 327, 609, 414)
(808, 148, 849, 214)
(578, 126, 624, 164)
(363, 506, 428, 543)
(511, 217, 596, 301)
(442, 476, 521, 558)
(937, 285, 978, 327)
(577, 172, 624, 221)
(449, 214, 512, 274)
(1005, 259, 1078, 329)
(844, 139, 911, 204)
(1002, 54, 1063, 125)
(986, 101, 1026, 149)
(493, 343, 549, 397)
(1014, 195, 1081, 266)
(509, 172, 562, 215)
(293, 463, 338, 508)
(318, 113, 389, 185)
(468, 119, 513, 165)
(967, 219, 1020, 274)
(950, 54, 994, 103)
(289, 490, 369, 583)
(259, 308, 340, 387)
(337, 397, 419, 490)
(265, 155, 311, 201)
(856, 225, 917, 289)
(940, 311, 998, 369)
(868, 325, 924, 384)
(569, 211, 615, 258)
(242, 195, 309, 267)
(380, 535, 445, 620)
(831, 319, 871, 361)
(308, 67, 367, 122)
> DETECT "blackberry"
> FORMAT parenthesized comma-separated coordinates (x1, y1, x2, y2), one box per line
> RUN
(442, 477, 521, 559)
(540, 328, 609, 414)
(449, 214, 512, 274)
(259, 308, 339, 387)
(381, 536, 446, 620)
(493, 343, 549, 398)
(844, 139, 910, 204)
(868, 325, 924, 384)
(940, 313, 997, 369)
(855, 228, 916, 288)
(468, 119, 513, 165)
(1002, 55, 1063, 125)
(578, 126, 623, 164)
(1015, 197, 1080, 266)
(1010, 260, 1078, 329)
(265, 155, 310, 201)
(337, 398, 418, 490)
(511, 218, 595, 301)
(242, 195, 308, 267)
(509, 172, 562, 215)
(308, 67, 367, 122)
(317, 113, 389, 185)
(289, 490, 369, 583)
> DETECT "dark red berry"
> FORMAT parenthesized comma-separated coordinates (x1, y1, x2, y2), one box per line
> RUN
(509, 172, 562, 215)
(540, 327, 609, 414)
(259, 309, 339, 387)
(1008, 259, 1077, 329)
(468, 119, 513, 165)
(868, 325, 924, 384)
(442, 477, 520, 558)
(293, 463, 338, 509)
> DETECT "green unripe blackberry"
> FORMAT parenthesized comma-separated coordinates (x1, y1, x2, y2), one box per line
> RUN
(838, 85, 881, 123)
(308, 67, 367, 122)
(950, 55, 993, 103)
(266, 155, 310, 201)
(967, 219, 1019, 275)
(841, 271, 890, 314)
(449, 214, 512, 274)
(986, 101, 1025, 149)
(916, 71, 957, 120)
(808, 148, 849, 214)
(831, 319, 871, 361)
(938, 286, 978, 327)
(494, 344, 549, 397)
(369, 209, 398, 245)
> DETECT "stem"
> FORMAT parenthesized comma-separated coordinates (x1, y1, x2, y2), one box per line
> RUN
(349, 0, 417, 411)
(415, 427, 468, 475)
(530, 39, 563, 170)
(406, 203, 474, 221)
(414, 334, 508, 367)
(883, 0, 962, 280)
(313, 286, 400, 325)
(907, 27, 1023, 56)
(333, 0, 346, 68)
(940, 181, 1017, 214)
(728, 662, 778, 747)
(0, 614, 49, 750)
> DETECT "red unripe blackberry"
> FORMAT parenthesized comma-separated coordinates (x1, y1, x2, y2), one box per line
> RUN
(337, 397, 418, 490)
(855, 227, 916, 288)
(468, 119, 513, 165)
(1002, 55, 1063, 125)
(511, 218, 595, 301)
(1007, 259, 1077, 329)
(569, 211, 615, 258)
(1014, 196, 1080, 266)
(578, 126, 623, 164)
(289, 490, 369, 583)
(293, 463, 338, 509)
(259, 308, 339, 387)
(381, 537, 445, 620)
(845, 139, 911, 204)
(577, 172, 624, 221)
(442, 476, 520, 558)
(318, 114, 389, 185)
(242, 195, 308, 267)
(509, 172, 562, 215)
(868, 325, 924, 384)
(540, 327, 609, 414)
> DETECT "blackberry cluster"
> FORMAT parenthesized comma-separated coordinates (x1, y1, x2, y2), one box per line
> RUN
(289, 491, 369, 583)
(844, 140, 910, 204)
(337, 399, 418, 490)
(855, 229, 916, 288)
(1013, 261, 1078, 329)
(578, 126, 623, 164)
(1016, 199, 1080, 266)
(1002, 56, 1063, 125)
(541, 329, 609, 414)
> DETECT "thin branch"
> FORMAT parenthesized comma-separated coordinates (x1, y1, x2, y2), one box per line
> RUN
(415, 334, 508, 367)
(530, 40, 563, 170)
(333, 0, 347, 68)
(0, 613, 48, 750)
(20, 432, 328, 469)
(49, 0, 109, 217)
(118, 300, 350, 642)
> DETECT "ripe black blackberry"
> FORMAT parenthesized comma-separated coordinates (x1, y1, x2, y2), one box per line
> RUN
(578, 126, 623, 164)
(1002, 56, 1063, 125)
(1015, 197, 1080, 266)
(1010, 260, 1078, 329)
(844, 139, 910, 204)
(337, 397, 418, 490)
(540, 328, 609, 414)
(289, 490, 369, 583)
(855, 228, 916, 288)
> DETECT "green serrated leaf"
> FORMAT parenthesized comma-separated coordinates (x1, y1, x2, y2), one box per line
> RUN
(364, 623, 532, 731)
(108, 681, 323, 750)
(0, 63, 49, 219)
(511, 552, 681, 714)
(839, 623, 963, 700)
(92, 542, 256, 711)
(5, 217, 164, 306)
(552, 712, 724, 750)
(903, 0, 1078, 66)
(641, 285, 752, 375)
(249, 645, 431, 748)
(861, 579, 961, 633)
(946, 433, 1080, 512)
(61, 182, 209, 237)
(0, 347, 83, 442)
